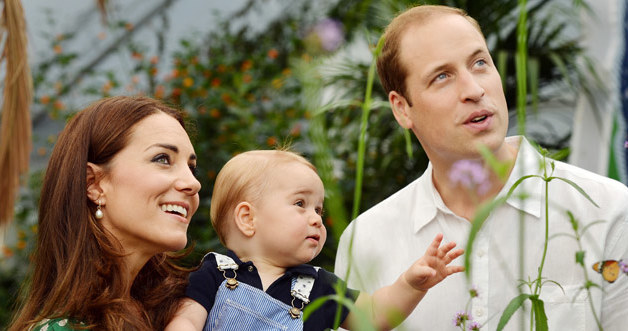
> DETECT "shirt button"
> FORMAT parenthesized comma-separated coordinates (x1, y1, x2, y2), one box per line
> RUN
(248, 266, 254, 272)
(476, 249, 485, 258)
(474, 307, 485, 317)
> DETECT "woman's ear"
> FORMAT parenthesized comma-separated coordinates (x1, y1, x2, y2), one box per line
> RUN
(233, 201, 255, 237)
(86, 162, 104, 203)
(389, 91, 414, 129)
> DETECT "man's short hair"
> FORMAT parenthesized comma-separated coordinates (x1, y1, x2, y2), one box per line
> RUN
(376, 5, 483, 102)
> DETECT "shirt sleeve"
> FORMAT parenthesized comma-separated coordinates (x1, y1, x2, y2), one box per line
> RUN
(33, 319, 79, 331)
(314, 268, 360, 329)
(185, 256, 220, 313)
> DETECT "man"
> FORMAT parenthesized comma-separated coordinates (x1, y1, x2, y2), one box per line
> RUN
(335, 5, 628, 330)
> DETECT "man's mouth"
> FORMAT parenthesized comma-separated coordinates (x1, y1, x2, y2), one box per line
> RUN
(469, 115, 487, 123)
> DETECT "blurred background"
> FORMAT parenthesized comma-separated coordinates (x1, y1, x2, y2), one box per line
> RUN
(0, 0, 626, 326)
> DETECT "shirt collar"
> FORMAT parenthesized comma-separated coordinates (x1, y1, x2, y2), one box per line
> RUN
(225, 249, 319, 278)
(497, 136, 542, 218)
(413, 136, 542, 233)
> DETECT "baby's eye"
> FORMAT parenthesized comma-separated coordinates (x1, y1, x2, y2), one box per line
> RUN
(152, 153, 171, 165)
(295, 200, 305, 208)
(315, 207, 324, 216)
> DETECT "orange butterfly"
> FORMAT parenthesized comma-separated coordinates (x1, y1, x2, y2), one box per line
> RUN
(592, 260, 625, 283)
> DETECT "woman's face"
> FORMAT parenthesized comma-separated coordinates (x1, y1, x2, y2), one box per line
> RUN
(98, 112, 201, 259)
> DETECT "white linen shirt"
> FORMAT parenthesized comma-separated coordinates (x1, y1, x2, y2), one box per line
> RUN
(335, 136, 628, 331)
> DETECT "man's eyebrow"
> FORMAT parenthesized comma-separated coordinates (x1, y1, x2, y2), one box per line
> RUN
(423, 48, 488, 82)
(467, 48, 487, 60)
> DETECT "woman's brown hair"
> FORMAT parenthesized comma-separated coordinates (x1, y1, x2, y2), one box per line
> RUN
(9, 96, 193, 330)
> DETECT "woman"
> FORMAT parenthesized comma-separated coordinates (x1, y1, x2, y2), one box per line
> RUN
(9, 96, 201, 330)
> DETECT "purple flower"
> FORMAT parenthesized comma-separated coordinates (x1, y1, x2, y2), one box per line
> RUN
(468, 321, 481, 330)
(453, 311, 471, 327)
(449, 159, 490, 195)
(624, 140, 628, 148)
(314, 19, 344, 51)
(306, 18, 345, 52)
(619, 260, 628, 274)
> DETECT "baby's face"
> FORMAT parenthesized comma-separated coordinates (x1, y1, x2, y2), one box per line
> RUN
(253, 161, 326, 267)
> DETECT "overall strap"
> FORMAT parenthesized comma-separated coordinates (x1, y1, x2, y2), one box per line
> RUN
(211, 252, 239, 271)
(288, 267, 319, 319)
(210, 252, 240, 290)
(290, 268, 318, 304)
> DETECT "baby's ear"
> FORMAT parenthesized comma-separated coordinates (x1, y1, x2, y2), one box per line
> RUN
(233, 202, 255, 237)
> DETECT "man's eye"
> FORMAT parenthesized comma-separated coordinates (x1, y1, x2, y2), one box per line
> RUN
(152, 154, 170, 165)
(475, 59, 486, 67)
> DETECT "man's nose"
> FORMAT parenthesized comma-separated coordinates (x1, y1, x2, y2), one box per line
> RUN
(459, 71, 485, 102)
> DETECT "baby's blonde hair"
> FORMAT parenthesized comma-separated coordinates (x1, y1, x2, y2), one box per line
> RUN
(210, 149, 317, 246)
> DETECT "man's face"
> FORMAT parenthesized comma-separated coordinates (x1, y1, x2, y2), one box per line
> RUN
(391, 14, 509, 164)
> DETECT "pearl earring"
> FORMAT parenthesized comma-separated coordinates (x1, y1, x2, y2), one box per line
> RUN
(95, 199, 103, 219)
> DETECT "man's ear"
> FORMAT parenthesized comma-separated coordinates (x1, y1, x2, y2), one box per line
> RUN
(86, 162, 104, 203)
(389, 91, 414, 129)
(233, 202, 255, 237)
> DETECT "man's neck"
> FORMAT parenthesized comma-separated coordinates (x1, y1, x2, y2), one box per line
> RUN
(431, 140, 519, 221)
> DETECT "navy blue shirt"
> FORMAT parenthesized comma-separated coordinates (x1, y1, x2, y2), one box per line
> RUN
(186, 250, 360, 331)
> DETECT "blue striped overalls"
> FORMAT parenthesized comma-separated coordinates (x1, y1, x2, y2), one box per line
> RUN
(204, 253, 316, 331)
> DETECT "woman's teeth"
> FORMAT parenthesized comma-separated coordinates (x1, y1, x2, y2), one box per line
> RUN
(161, 204, 187, 217)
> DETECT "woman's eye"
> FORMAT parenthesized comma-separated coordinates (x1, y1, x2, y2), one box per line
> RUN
(295, 200, 304, 207)
(435, 73, 447, 81)
(189, 164, 198, 177)
(152, 153, 171, 165)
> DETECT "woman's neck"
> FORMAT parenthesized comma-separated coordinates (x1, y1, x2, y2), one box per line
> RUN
(121, 252, 152, 295)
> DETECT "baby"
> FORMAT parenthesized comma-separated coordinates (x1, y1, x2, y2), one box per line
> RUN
(166, 150, 464, 330)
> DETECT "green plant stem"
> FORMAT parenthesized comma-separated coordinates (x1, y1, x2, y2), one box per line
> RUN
(573, 231, 603, 330)
(351, 38, 383, 220)
(534, 179, 550, 296)
(516, 0, 528, 326)
(516, 0, 528, 137)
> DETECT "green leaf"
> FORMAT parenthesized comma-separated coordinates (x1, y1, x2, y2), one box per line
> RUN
(581, 220, 606, 236)
(496, 294, 531, 331)
(303, 294, 377, 331)
(506, 175, 543, 197)
(302, 295, 332, 320)
(531, 297, 549, 331)
(575, 250, 585, 266)
(477, 144, 511, 181)
(550, 177, 599, 208)
(312, 99, 361, 116)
